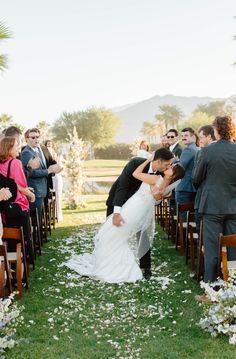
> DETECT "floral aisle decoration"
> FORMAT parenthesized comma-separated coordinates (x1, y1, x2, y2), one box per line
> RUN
(0, 294, 24, 355)
(65, 127, 86, 209)
(199, 274, 236, 344)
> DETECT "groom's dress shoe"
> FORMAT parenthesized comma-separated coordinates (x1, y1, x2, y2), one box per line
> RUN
(143, 268, 152, 280)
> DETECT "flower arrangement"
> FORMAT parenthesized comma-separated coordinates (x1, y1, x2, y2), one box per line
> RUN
(65, 127, 86, 209)
(0, 294, 24, 354)
(199, 274, 236, 345)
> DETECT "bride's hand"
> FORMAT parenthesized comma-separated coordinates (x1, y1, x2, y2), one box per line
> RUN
(112, 213, 125, 227)
(150, 185, 164, 198)
(149, 152, 155, 161)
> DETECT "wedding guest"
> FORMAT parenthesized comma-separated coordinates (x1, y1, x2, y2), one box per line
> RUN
(0, 136, 35, 264)
(21, 128, 61, 223)
(166, 129, 182, 159)
(194, 125, 216, 233)
(3, 125, 40, 170)
(45, 140, 63, 222)
(0, 188, 12, 243)
(193, 115, 236, 299)
(136, 140, 151, 159)
(175, 127, 199, 220)
(161, 134, 170, 149)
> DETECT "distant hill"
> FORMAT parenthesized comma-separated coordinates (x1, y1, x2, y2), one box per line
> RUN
(113, 94, 227, 143)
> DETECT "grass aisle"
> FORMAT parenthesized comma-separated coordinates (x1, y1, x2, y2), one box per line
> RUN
(6, 207, 236, 359)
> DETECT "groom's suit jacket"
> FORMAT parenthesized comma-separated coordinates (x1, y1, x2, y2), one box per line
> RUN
(192, 139, 236, 214)
(106, 157, 157, 214)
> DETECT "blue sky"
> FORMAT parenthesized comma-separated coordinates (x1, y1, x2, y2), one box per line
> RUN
(0, 0, 235, 128)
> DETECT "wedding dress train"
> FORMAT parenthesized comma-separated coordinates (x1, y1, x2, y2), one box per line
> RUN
(65, 181, 157, 283)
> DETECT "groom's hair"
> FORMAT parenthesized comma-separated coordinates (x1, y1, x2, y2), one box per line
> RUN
(153, 147, 174, 161)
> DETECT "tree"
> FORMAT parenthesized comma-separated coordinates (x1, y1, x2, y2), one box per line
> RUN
(141, 121, 157, 143)
(155, 105, 183, 133)
(180, 111, 213, 132)
(193, 101, 225, 117)
(0, 21, 11, 72)
(36, 121, 52, 143)
(224, 96, 236, 116)
(51, 107, 121, 149)
(0, 113, 25, 134)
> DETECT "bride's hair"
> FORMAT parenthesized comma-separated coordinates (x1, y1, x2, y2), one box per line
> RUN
(170, 163, 185, 183)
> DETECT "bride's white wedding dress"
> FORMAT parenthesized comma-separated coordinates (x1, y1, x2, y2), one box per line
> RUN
(65, 180, 161, 283)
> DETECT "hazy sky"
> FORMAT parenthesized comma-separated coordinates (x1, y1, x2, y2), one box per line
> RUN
(0, 0, 235, 128)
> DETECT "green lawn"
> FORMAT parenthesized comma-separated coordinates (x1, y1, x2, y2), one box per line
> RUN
(5, 195, 236, 359)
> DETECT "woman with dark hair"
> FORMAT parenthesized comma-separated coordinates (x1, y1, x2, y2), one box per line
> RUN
(0, 136, 35, 264)
(65, 156, 185, 283)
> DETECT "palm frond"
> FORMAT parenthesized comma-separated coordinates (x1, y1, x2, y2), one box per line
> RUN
(0, 54, 8, 71)
(0, 21, 12, 40)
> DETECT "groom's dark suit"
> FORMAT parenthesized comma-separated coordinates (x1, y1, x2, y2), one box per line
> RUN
(106, 157, 159, 271)
(193, 139, 236, 282)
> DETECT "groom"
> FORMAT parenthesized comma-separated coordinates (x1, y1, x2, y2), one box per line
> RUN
(106, 147, 174, 279)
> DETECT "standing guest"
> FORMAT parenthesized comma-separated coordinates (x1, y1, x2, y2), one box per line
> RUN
(3, 125, 40, 170)
(45, 140, 63, 222)
(161, 134, 170, 149)
(193, 115, 236, 298)
(136, 140, 151, 159)
(175, 127, 199, 218)
(21, 128, 61, 223)
(166, 129, 182, 159)
(194, 125, 216, 233)
(0, 137, 35, 263)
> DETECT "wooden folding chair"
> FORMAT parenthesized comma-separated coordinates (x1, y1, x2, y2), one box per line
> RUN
(175, 202, 195, 255)
(0, 244, 12, 298)
(2, 227, 29, 299)
(185, 210, 196, 267)
(218, 233, 236, 281)
(30, 208, 42, 255)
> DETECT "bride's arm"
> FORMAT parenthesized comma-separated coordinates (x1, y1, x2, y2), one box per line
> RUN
(150, 175, 172, 201)
(132, 158, 159, 185)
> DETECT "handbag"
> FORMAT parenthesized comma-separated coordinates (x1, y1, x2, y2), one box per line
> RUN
(0, 159, 18, 212)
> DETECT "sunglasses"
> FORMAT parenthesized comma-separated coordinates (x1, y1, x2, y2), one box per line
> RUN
(28, 136, 40, 139)
(167, 135, 175, 139)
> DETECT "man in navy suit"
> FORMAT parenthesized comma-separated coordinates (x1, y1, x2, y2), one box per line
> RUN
(21, 128, 61, 222)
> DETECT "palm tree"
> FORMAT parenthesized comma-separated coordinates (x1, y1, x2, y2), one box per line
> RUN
(155, 104, 183, 133)
(141, 120, 158, 143)
(0, 21, 11, 72)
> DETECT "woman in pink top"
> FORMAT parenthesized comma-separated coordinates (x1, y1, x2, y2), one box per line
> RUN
(0, 136, 35, 264)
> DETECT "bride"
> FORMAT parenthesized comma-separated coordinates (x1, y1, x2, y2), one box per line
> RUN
(65, 158, 185, 283)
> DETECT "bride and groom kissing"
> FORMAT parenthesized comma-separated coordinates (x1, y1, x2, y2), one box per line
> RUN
(65, 148, 185, 283)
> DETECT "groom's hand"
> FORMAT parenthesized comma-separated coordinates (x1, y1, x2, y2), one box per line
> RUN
(112, 213, 125, 227)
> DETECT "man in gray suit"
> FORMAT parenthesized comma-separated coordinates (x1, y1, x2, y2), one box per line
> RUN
(194, 125, 216, 234)
(193, 116, 236, 288)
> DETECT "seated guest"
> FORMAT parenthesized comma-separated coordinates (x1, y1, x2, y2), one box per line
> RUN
(0, 136, 35, 264)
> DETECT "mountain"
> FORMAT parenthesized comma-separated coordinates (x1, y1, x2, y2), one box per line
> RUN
(113, 94, 226, 143)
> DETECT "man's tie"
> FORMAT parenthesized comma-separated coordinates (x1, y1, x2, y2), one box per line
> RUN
(35, 147, 46, 168)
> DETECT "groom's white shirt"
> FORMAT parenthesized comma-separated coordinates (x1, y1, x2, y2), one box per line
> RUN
(113, 163, 153, 214)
